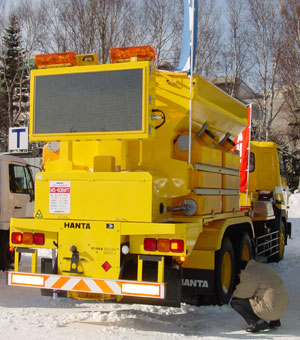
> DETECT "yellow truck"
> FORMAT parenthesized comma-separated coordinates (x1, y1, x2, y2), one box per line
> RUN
(7, 47, 291, 306)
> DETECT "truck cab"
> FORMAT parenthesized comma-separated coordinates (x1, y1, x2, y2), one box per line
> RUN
(0, 154, 34, 269)
(240, 141, 291, 262)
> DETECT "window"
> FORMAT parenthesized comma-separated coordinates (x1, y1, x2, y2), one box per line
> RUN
(278, 151, 286, 177)
(249, 152, 255, 172)
(9, 164, 34, 199)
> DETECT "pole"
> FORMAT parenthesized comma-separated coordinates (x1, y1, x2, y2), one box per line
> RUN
(188, 0, 195, 165)
(245, 104, 252, 206)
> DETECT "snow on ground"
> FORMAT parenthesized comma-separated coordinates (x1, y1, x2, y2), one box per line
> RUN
(1, 196, 300, 339)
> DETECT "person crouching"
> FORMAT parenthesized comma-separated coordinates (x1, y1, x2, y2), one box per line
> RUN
(231, 259, 289, 333)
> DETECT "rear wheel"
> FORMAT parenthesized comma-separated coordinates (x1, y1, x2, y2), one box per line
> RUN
(238, 232, 253, 262)
(215, 237, 235, 305)
(269, 220, 285, 262)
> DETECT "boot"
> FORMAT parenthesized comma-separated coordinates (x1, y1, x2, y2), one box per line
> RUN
(246, 321, 269, 333)
(269, 319, 281, 328)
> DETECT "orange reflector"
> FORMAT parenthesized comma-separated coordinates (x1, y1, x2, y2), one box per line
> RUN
(34, 52, 78, 68)
(180, 256, 186, 263)
(9, 246, 14, 252)
(23, 233, 33, 245)
(157, 239, 170, 252)
(110, 45, 156, 63)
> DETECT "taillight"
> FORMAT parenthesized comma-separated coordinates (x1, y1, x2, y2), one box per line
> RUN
(144, 238, 157, 251)
(144, 238, 184, 253)
(11, 232, 23, 244)
(33, 233, 45, 245)
(11, 232, 45, 245)
(23, 232, 33, 245)
(170, 240, 184, 253)
(157, 239, 170, 252)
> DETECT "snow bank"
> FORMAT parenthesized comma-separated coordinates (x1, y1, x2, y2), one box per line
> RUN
(288, 193, 300, 218)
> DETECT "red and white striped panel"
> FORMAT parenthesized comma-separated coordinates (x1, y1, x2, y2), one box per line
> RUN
(7, 271, 165, 299)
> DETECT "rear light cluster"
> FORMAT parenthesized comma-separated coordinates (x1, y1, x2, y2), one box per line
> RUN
(11, 232, 45, 246)
(144, 238, 184, 253)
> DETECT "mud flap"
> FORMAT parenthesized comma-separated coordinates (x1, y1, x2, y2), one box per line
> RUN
(122, 265, 182, 307)
(181, 268, 214, 305)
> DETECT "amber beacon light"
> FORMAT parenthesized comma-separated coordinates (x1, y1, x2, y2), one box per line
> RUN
(34, 52, 78, 68)
(110, 45, 156, 63)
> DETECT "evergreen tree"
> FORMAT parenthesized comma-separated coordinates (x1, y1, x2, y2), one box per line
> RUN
(0, 14, 29, 151)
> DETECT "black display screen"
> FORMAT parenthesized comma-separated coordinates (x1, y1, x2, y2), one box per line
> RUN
(33, 68, 143, 134)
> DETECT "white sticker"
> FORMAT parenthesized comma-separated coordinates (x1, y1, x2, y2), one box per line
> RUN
(49, 181, 70, 214)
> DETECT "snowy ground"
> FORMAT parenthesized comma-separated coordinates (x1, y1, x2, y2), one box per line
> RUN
(1, 196, 300, 339)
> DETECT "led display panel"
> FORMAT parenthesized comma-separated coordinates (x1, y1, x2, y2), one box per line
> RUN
(33, 68, 143, 135)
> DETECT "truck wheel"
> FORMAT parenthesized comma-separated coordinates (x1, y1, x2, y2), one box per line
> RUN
(0, 231, 13, 270)
(238, 232, 253, 262)
(269, 220, 285, 263)
(215, 237, 235, 305)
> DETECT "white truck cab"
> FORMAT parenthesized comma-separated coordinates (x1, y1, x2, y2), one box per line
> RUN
(0, 154, 34, 269)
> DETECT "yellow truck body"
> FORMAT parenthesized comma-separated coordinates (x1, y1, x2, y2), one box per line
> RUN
(7, 49, 290, 306)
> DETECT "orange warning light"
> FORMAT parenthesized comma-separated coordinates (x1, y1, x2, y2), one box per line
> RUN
(34, 52, 78, 69)
(110, 45, 156, 63)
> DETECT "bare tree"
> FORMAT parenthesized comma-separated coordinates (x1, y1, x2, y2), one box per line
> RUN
(14, 0, 46, 55)
(246, 0, 283, 141)
(221, 0, 250, 97)
(140, 0, 182, 65)
(278, 0, 300, 125)
(195, 0, 222, 78)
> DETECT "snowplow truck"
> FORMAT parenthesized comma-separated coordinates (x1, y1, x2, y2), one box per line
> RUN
(7, 47, 290, 306)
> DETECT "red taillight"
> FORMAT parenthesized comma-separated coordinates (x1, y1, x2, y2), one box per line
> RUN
(144, 238, 157, 251)
(11, 232, 23, 244)
(33, 233, 45, 245)
(170, 240, 184, 253)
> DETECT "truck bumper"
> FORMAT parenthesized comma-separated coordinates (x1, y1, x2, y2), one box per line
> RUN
(7, 271, 165, 299)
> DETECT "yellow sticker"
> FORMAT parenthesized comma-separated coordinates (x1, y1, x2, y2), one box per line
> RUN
(35, 210, 43, 218)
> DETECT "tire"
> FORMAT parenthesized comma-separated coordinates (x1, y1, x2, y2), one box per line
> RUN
(238, 232, 253, 263)
(215, 237, 235, 305)
(269, 219, 285, 263)
(0, 231, 13, 270)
